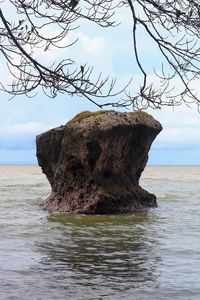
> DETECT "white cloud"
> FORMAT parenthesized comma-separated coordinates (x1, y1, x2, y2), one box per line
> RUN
(154, 127, 200, 149)
(1, 3, 200, 164)
(148, 102, 200, 150)
(0, 122, 50, 150)
(1, 122, 49, 135)
(78, 33, 106, 56)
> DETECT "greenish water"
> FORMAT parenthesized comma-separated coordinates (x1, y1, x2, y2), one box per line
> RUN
(0, 165, 200, 299)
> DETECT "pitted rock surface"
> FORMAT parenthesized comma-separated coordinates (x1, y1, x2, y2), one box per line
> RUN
(36, 111, 162, 214)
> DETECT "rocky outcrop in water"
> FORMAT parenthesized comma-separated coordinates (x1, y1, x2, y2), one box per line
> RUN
(36, 110, 162, 214)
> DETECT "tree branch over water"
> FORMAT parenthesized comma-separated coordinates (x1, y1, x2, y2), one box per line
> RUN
(1, 1, 200, 109)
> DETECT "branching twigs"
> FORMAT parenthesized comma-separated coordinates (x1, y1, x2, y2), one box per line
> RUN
(0, 1, 125, 108)
(125, 0, 200, 109)
(1, 1, 200, 110)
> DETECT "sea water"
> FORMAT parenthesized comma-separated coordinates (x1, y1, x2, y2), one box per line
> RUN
(0, 165, 200, 300)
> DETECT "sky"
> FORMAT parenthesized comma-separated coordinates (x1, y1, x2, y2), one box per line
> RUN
(1, 3, 200, 165)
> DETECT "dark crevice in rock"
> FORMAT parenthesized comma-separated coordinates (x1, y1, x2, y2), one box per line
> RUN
(36, 110, 162, 214)
(86, 140, 102, 170)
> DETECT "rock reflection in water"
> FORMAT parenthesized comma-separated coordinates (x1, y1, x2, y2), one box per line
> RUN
(35, 213, 160, 295)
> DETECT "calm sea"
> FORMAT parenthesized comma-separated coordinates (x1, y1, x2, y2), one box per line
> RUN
(0, 165, 200, 300)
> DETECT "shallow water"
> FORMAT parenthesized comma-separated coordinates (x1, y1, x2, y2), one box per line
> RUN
(0, 165, 200, 299)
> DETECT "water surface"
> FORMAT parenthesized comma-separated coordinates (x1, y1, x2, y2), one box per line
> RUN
(0, 165, 200, 299)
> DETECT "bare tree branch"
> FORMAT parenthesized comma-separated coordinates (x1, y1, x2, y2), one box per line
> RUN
(1, 1, 200, 110)
(125, 0, 200, 110)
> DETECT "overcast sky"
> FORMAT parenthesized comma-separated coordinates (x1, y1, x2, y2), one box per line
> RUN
(1, 3, 200, 165)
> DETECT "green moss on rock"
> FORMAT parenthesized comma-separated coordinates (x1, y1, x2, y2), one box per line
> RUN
(67, 109, 154, 126)
(68, 110, 111, 125)
(128, 110, 152, 118)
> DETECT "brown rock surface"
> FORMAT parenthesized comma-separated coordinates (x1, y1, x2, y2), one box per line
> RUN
(36, 110, 162, 214)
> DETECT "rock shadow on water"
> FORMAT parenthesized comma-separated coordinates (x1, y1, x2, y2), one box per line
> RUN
(34, 213, 161, 296)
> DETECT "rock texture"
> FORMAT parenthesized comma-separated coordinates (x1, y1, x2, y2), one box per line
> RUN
(36, 110, 162, 214)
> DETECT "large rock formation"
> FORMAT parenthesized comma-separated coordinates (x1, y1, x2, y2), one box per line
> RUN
(36, 110, 162, 214)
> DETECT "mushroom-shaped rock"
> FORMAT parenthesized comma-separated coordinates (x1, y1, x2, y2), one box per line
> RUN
(36, 110, 162, 214)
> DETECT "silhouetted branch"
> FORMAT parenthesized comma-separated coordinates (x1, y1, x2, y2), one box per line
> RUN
(1, 1, 200, 109)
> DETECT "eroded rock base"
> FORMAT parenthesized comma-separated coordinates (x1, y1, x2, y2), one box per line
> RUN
(37, 111, 162, 214)
(40, 186, 157, 214)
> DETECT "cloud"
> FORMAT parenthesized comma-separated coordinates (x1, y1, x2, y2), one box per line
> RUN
(78, 33, 106, 56)
(1, 122, 48, 134)
(154, 127, 200, 149)
(0, 122, 49, 150)
(1, 3, 200, 165)
(147, 102, 200, 151)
